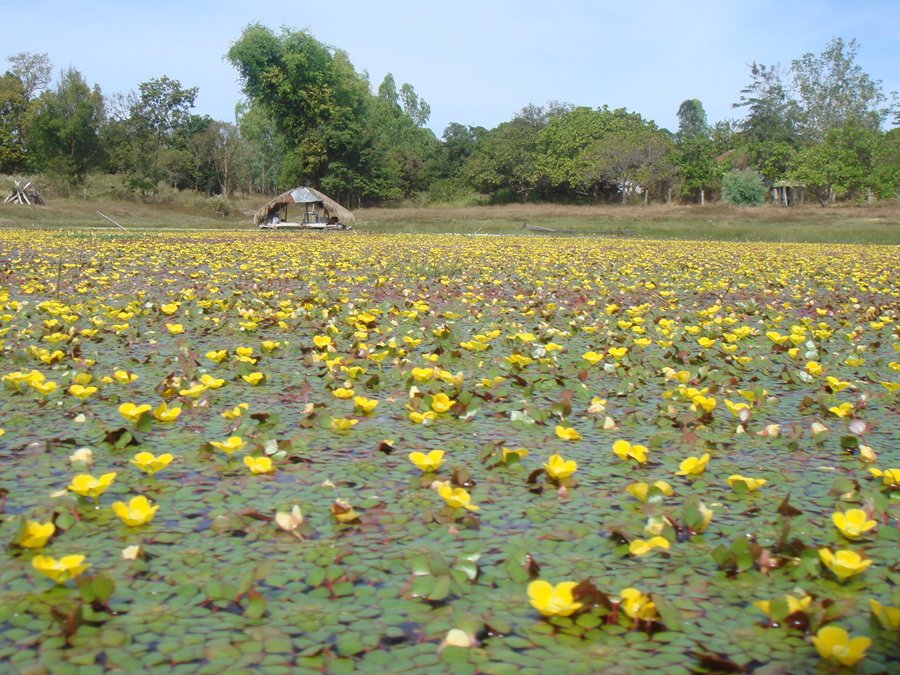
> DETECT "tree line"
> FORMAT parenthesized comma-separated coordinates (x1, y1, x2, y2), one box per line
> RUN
(1, 29, 896, 207)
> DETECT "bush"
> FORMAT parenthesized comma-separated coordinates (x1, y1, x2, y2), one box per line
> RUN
(722, 169, 768, 206)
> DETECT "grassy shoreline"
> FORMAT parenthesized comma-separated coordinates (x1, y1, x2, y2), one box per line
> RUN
(1, 198, 898, 244)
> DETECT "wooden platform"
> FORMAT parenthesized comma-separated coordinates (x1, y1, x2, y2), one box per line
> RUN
(258, 221, 351, 231)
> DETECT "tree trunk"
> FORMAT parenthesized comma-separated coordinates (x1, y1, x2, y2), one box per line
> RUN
(700, 188, 705, 205)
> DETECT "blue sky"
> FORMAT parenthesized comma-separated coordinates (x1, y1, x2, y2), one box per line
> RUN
(2, 0, 897, 135)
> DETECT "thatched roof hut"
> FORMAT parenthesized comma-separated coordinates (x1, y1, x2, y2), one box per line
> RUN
(253, 187, 354, 226)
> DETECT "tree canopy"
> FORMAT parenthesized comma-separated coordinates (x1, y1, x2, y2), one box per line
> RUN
(0, 34, 895, 207)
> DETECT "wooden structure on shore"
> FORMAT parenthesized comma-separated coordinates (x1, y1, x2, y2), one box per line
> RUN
(3, 180, 44, 205)
(254, 187, 353, 230)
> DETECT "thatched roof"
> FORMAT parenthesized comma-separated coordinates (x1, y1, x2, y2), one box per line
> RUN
(253, 186, 354, 225)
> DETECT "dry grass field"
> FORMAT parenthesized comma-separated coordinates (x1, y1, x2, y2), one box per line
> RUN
(1, 197, 898, 243)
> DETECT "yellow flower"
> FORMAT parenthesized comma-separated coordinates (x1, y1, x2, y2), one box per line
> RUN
(261, 340, 280, 353)
(159, 303, 178, 315)
(221, 403, 249, 419)
(113, 370, 138, 384)
(675, 453, 710, 476)
(554, 425, 581, 441)
(608, 347, 628, 360)
(612, 440, 648, 464)
(118, 402, 151, 424)
(828, 402, 854, 418)
(430, 393, 455, 413)
(727, 474, 767, 492)
(32, 554, 90, 583)
(868, 599, 900, 630)
(313, 334, 332, 349)
(353, 396, 378, 413)
(408, 450, 444, 472)
(331, 499, 360, 523)
(869, 467, 900, 488)
(166, 323, 183, 335)
(619, 588, 658, 621)
(112, 495, 159, 526)
(501, 447, 529, 463)
(690, 395, 716, 414)
(242, 372, 265, 386)
(330, 417, 358, 431)
(629, 536, 670, 556)
(199, 374, 225, 389)
(18, 521, 56, 548)
(210, 436, 245, 455)
(244, 455, 274, 474)
(587, 397, 606, 414)
(543, 453, 577, 480)
(130, 451, 174, 475)
(332, 387, 355, 399)
(805, 361, 822, 376)
(68, 472, 116, 498)
(811, 626, 870, 666)
(152, 401, 182, 422)
(68, 384, 97, 400)
(582, 351, 603, 365)
(206, 349, 228, 364)
(818, 548, 872, 580)
(342, 365, 366, 379)
(626, 481, 673, 502)
(179, 383, 208, 397)
(694, 503, 714, 533)
(832, 508, 876, 539)
(724, 399, 749, 418)
(437, 484, 479, 511)
(410, 367, 434, 382)
(753, 594, 811, 618)
(527, 580, 583, 617)
(409, 410, 437, 425)
(826, 376, 851, 392)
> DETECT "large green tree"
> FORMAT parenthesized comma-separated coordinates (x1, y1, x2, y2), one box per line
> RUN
(673, 99, 720, 204)
(6, 52, 52, 101)
(732, 62, 800, 181)
(109, 76, 201, 196)
(463, 118, 543, 202)
(436, 122, 487, 180)
(227, 25, 369, 198)
(235, 100, 285, 194)
(362, 74, 438, 200)
(538, 106, 656, 201)
(791, 38, 895, 143)
(676, 99, 708, 140)
(27, 68, 105, 181)
(792, 124, 893, 205)
(0, 72, 28, 173)
(228, 25, 437, 205)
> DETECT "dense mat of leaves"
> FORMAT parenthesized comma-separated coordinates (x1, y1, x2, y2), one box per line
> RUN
(0, 230, 897, 673)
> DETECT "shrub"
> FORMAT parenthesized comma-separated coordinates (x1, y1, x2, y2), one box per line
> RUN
(722, 169, 768, 206)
